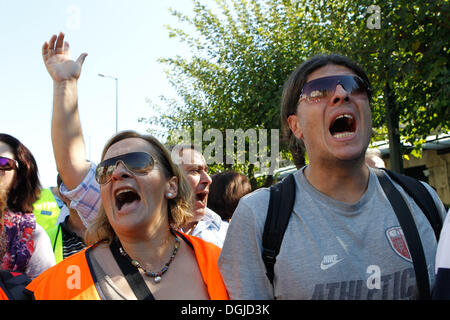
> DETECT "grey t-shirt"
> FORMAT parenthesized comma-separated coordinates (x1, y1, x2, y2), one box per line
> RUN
(218, 167, 446, 300)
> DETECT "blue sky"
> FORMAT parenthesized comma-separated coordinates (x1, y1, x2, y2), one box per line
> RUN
(0, 0, 205, 187)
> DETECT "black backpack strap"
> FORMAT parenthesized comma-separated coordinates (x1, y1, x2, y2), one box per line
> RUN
(381, 168, 442, 241)
(0, 271, 32, 300)
(262, 174, 296, 284)
(375, 169, 431, 300)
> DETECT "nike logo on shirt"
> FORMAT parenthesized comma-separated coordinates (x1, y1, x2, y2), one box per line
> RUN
(320, 255, 344, 270)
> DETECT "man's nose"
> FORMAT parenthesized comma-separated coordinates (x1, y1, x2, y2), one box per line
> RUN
(200, 170, 212, 185)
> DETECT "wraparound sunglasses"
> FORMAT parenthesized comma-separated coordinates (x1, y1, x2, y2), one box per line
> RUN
(0, 156, 19, 171)
(95, 152, 155, 185)
(298, 75, 371, 104)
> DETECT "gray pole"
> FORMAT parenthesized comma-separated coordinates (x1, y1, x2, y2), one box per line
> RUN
(98, 73, 119, 133)
(115, 77, 118, 133)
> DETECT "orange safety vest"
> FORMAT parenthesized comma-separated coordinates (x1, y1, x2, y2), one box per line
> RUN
(25, 232, 228, 300)
(0, 286, 8, 300)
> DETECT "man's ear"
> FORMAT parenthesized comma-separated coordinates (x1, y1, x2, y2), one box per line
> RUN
(287, 114, 304, 140)
(166, 176, 178, 199)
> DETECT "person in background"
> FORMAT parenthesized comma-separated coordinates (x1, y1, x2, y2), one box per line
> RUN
(0, 133, 55, 279)
(32, 185, 62, 232)
(433, 207, 450, 299)
(207, 170, 252, 222)
(170, 144, 229, 246)
(45, 174, 87, 263)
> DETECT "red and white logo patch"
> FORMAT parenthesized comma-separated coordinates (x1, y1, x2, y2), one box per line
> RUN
(386, 227, 412, 262)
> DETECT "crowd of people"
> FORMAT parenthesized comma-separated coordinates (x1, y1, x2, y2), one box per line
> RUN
(0, 32, 448, 300)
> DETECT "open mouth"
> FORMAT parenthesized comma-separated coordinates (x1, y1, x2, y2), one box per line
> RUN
(329, 114, 356, 138)
(195, 191, 208, 203)
(115, 188, 141, 211)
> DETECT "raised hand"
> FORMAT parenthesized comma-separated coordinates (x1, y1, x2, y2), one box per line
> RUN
(44, 32, 91, 191)
(42, 32, 88, 82)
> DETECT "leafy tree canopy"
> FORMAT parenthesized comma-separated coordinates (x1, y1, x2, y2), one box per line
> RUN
(140, 0, 449, 185)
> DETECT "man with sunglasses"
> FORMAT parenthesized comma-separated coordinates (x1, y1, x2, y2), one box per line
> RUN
(42, 32, 227, 248)
(218, 54, 446, 299)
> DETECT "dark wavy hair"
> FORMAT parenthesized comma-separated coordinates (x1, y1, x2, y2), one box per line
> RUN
(280, 54, 372, 164)
(0, 133, 41, 213)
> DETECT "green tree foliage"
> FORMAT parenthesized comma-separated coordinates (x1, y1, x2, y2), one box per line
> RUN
(141, 0, 449, 183)
(351, 1, 450, 171)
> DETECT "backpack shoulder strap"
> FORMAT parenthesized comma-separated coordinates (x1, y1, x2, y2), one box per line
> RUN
(381, 168, 442, 241)
(262, 173, 296, 284)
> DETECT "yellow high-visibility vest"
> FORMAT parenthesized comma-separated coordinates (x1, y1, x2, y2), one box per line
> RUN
(32, 188, 61, 231)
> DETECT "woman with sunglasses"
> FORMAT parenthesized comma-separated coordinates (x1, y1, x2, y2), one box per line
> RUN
(25, 131, 228, 300)
(0, 134, 56, 279)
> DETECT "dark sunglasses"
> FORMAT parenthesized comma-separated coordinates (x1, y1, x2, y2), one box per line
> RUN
(0, 156, 19, 171)
(95, 152, 155, 185)
(298, 75, 370, 104)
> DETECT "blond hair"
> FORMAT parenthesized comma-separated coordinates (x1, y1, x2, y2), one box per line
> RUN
(85, 131, 193, 245)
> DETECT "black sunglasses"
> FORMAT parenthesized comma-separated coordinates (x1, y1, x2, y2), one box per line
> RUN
(0, 156, 19, 171)
(298, 75, 370, 104)
(95, 152, 155, 185)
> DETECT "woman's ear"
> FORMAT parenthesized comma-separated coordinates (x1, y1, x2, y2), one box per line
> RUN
(287, 114, 304, 140)
(165, 176, 178, 199)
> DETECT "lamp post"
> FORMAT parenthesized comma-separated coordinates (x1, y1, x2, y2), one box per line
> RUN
(98, 73, 118, 133)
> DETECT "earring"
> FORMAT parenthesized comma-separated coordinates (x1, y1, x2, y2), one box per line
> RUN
(167, 193, 173, 198)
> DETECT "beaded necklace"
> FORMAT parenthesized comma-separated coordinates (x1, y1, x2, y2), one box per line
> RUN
(118, 229, 180, 283)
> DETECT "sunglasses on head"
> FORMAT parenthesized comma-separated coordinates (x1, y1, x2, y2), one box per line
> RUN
(95, 152, 155, 185)
(298, 75, 370, 104)
(0, 157, 19, 171)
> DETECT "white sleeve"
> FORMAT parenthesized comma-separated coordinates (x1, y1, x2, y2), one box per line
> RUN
(435, 210, 450, 273)
(26, 223, 56, 279)
(59, 162, 101, 226)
